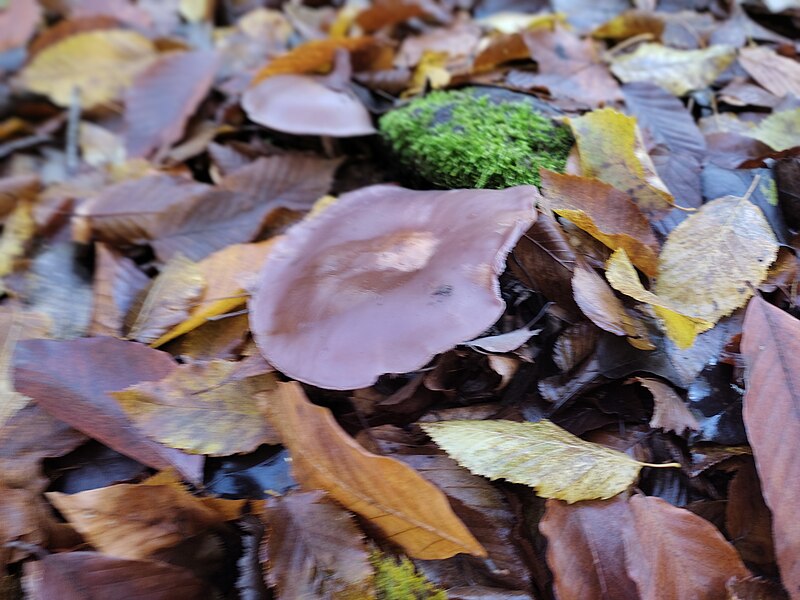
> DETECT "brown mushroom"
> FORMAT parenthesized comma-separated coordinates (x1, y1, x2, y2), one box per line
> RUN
(248, 184, 538, 389)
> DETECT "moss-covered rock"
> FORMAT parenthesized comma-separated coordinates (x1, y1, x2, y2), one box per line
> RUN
(379, 87, 573, 189)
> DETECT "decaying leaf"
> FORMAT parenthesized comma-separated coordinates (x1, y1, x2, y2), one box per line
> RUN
(421, 419, 678, 503)
(568, 108, 675, 217)
(629, 377, 698, 434)
(265, 382, 486, 559)
(249, 185, 536, 390)
(610, 43, 734, 96)
(741, 297, 800, 596)
(261, 491, 374, 599)
(112, 360, 279, 456)
(623, 494, 749, 600)
(19, 29, 157, 108)
(541, 170, 659, 276)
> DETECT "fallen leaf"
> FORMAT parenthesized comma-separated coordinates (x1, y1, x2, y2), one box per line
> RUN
(605, 248, 711, 348)
(610, 43, 735, 96)
(568, 108, 675, 217)
(421, 419, 678, 503)
(88, 243, 150, 337)
(654, 194, 779, 333)
(629, 377, 698, 434)
(261, 491, 374, 598)
(125, 49, 219, 158)
(725, 460, 775, 566)
(738, 46, 800, 100)
(741, 297, 800, 596)
(623, 494, 749, 600)
(0, 0, 41, 53)
(265, 382, 486, 559)
(249, 184, 536, 390)
(19, 29, 158, 108)
(112, 360, 280, 456)
(0, 200, 35, 287)
(47, 481, 224, 559)
(539, 496, 639, 600)
(726, 576, 789, 600)
(541, 170, 659, 276)
(24, 552, 208, 600)
(355, 0, 446, 32)
(125, 254, 206, 343)
(463, 325, 540, 353)
(592, 9, 665, 39)
(746, 108, 800, 151)
(12, 337, 203, 483)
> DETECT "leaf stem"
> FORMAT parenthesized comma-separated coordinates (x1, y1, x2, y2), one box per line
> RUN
(637, 461, 681, 468)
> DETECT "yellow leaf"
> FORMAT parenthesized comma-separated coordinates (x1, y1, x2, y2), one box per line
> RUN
(126, 254, 206, 343)
(568, 108, 674, 216)
(746, 108, 800, 151)
(20, 29, 157, 108)
(111, 361, 280, 456)
(610, 43, 734, 96)
(266, 382, 486, 559)
(405, 51, 451, 98)
(0, 200, 34, 283)
(179, 0, 213, 22)
(654, 194, 779, 328)
(421, 419, 678, 503)
(605, 248, 711, 348)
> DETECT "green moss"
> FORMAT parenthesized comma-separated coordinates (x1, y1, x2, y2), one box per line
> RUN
(379, 88, 573, 189)
(371, 552, 447, 600)
(760, 177, 778, 206)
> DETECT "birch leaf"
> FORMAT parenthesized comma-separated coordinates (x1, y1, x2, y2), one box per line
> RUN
(420, 419, 678, 503)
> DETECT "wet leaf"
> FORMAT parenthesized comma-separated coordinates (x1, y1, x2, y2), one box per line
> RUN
(623, 494, 749, 600)
(568, 108, 675, 217)
(421, 419, 677, 503)
(19, 29, 158, 108)
(112, 360, 280, 456)
(265, 382, 486, 559)
(541, 170, 659, 276)
(610, 43, 734, 96)
(741, 297, 800, 595)
(261, 491, 374, 599)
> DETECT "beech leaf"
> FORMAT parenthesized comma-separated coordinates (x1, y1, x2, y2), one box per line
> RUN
(420, 419, 678, 503)
(629, 377, 699, 434)
(610, 43, 735, 96)
(746, 108, 800, 151)
(265, 382, 486, 559)
(741, 297, 800, 595)
(111, 360, 280, 456)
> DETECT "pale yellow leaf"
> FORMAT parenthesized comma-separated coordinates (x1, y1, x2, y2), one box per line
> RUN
(747, 108, 800, 151)
(0, 200, 34, 284)
(20, 29, 157, 108)
(421, 419, 677, 503)
(610, 43, 734, 96)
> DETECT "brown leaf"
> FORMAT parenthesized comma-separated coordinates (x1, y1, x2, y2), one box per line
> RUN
(261, 491, 374, 598)
(630, 377, 699, 434)
(726, 576, 789, 600)
(741, 297, 800, 596)
(125, 254, 206, 343)
(12, 337, 202, 483)
(0, 486, 53, 566)
(0, 0, 41, 53)
(88, 243, 150, 337)
(738, 46, 800, 100)
(356, 0, 446, 32)
(623, 494, 749, 600)
(540, 496, 639, 600)
(47, 481, 224, 560)
(725, 460, 775, 566)
(112, 360, 280, 456)
(541, 170, 659, 276)
(24, 551, 207, 600)
(265, 382, 486, 559)
(125, 50, 218, 158)
(250, 185, 536, 390)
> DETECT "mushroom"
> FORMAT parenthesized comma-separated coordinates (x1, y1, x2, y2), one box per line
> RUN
(248, 184, 538, 390)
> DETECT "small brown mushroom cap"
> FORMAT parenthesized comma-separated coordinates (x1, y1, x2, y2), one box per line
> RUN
(242, 74, 376, 137)
(249, 184, 538, 390)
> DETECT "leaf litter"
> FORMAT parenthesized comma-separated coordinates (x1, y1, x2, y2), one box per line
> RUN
(0, 1, 798, 598)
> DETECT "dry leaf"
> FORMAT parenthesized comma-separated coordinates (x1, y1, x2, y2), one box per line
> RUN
(747, 108, 800, 151)
(541, 170, 659, 276)
(623, 494, 749, 600)
(47, 483, 224, 560)
(88, 243, 150, 337)
(610, 43, 734, 96)
(725, 460, 775, 566)
(125, 254, 206, 343)
(741, 297, 800, 596)
(265, 382, 486, 559)
(421, 419, 677, 503)
(568, 108, 675, 217)
(111, 360, 280, 456)
(261, 491, 374, 599)
(738, 46, 800, 100)
(629, 377, 698, 434)
(19, 29, 158, 108)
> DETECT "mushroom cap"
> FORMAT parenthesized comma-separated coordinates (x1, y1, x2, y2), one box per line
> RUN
(248, 184, 538, 390)
(242, 74, 376, 137)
